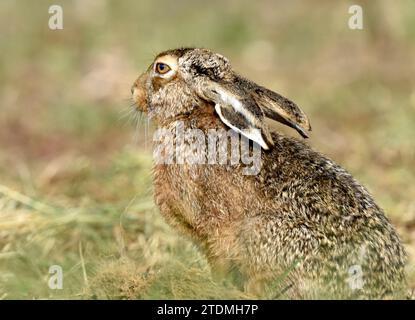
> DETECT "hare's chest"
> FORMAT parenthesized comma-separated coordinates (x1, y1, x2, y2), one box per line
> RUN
(153, 163, 253, 237)
(153, 164, 207, 234)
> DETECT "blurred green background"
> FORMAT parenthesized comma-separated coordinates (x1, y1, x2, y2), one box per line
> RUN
(0, 0, 414, 299)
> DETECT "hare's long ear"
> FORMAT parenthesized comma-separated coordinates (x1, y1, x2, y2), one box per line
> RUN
(252, 86, 311, 138)
(201, 82, 274, 150)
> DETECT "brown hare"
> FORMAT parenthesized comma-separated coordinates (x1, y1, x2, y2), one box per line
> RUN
(131, 48, 406, 299)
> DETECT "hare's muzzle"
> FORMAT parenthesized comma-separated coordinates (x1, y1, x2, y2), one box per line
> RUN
(131, 72, 148, 112)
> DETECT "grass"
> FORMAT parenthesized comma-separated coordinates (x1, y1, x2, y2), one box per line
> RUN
(0, 0, 415, 299)
(0, 151, 246, 299)
(0, 150, 249, 299)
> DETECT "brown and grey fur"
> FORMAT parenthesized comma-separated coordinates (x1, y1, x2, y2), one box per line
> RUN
(131, 48, 407, 299)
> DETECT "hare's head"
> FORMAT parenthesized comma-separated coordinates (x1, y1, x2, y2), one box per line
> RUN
(131, 48, 311, 149)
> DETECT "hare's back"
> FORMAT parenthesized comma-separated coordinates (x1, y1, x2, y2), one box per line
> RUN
(258, 133, 393, 234)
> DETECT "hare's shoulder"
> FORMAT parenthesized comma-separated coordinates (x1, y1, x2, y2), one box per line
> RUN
(259, 133, 382, 217)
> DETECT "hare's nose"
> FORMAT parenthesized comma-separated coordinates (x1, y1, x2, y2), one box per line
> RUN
(131, 85, 136, 95)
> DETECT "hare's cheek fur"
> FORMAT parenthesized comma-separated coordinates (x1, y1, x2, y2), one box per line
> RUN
(147, 82, 202, 123)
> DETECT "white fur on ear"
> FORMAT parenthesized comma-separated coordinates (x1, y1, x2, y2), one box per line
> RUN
(214, 104, 270, 150)
(216, 88, 257, 125)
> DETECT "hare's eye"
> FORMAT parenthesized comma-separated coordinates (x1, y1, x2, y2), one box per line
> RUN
(155, 62, 171, 75)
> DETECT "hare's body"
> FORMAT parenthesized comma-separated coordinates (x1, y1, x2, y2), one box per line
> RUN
(132, 48, 407, 298)
(153, 112, 405, 298)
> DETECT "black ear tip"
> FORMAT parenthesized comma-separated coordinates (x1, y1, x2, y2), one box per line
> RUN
(300, 132, 309, 139)
(294, 124, 309, 139)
